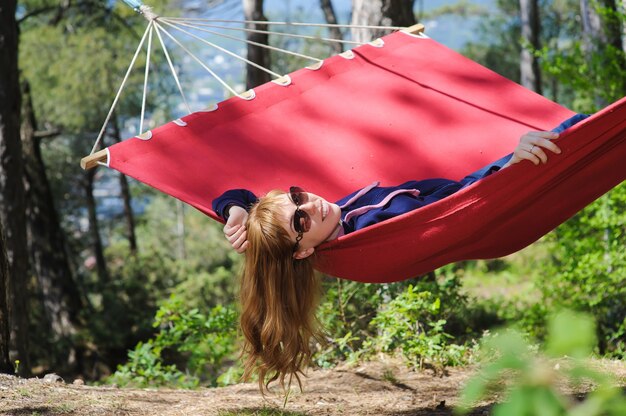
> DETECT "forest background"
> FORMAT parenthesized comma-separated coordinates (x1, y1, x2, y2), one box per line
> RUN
(0, 0, 624, 398)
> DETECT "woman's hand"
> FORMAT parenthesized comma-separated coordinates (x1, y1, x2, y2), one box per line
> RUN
(223, 206, 249, 253)
(503, 131, 561, 168)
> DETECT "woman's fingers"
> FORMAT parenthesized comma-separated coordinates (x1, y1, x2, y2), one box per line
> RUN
(225, 223, 245, 242)
(223, 223, 249, 252)
(224, 223, 241, 238)
(236, 240, 249, 254)
(529, 145, 548, 164)
(528, 132, 561, 155)
(232, 229, 248, 250)
(523, 148, 541, 165)
(504, 131, 561, 169)
(520, 132, 561, 164)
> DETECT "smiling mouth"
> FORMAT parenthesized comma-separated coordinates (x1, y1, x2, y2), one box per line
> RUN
(321, 201, 327, 221)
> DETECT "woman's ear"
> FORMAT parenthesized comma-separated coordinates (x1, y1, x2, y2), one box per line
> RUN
(293, 247, 315, 260)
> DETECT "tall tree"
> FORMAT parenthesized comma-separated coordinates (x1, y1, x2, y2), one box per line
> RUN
(109, 116, 138, 254)
(243, 0, 271, 89)
(21, 80, 83, 372)
(0, 0, 30, 376)
(519, 0, 542, 93)
(350, 0, 417, 43)
(84, 169, 109, 283)
(580, 0, 626, 104)
(320, 0, 344, 54)
(0, 222, 10, 373)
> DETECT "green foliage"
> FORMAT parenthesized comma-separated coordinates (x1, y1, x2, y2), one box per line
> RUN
(539, 40, 626, 111)
(315, 279, 386, 365)
(457, 310, 626, 416)
(108, 295, 240, 388)
(422, 0, 489, 20)
(316, 271, 494, 371)
(533, 185, 626, 357)
(82, 192, 241, 372)
(371, 284, 473, 371)
(491, 185, 626, 358)
(461, 0, 522, 83)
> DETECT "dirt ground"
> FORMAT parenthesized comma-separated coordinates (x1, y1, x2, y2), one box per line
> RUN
(1, 358, 625, 416)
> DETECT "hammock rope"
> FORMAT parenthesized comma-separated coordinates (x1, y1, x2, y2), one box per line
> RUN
(157, 19, 296, 76)
(139, 23, 153, 135)
(153, 22, 192, 115)
(163, 17, 407, 31)
(152, 21, 242, 98)
(91, 19, 153, 155)
(158, 20, 364, 46)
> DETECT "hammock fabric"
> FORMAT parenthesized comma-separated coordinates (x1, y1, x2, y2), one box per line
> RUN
(105, 30, 626, 283)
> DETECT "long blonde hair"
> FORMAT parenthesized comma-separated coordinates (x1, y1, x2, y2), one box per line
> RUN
(239, 190, 323, 392)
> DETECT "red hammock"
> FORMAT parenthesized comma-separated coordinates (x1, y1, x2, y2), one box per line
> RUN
(99, 31, 626, 283)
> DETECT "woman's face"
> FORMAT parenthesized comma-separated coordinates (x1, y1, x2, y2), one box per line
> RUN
(275, 190, 342, 257)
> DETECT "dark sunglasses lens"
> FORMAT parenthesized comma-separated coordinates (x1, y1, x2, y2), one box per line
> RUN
(289, 186, 304, 204)
(293, 210, 311, 233)
(289, 186, 310, 234)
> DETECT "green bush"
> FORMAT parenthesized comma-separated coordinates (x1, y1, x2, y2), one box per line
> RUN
(371, 284, 474, 372)
(108, 296, 240, 388)
(315, 271, 491, 370)
(509, 185, 626, 357)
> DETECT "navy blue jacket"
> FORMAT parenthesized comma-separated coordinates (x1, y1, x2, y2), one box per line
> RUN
(212, 114, 589, 234)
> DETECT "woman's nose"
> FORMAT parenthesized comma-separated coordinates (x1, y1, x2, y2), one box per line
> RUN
(300, 201, 317, 214)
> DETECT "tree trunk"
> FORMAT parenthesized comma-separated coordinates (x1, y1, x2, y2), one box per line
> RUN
(596, 0, 626, 96)
(243, 0, 271, 89)
(0, 222, 11, 373)
(320, 0, 344, 54)
(580, 0, 626, 103)
(519, 0, 542, 93)
(21, 80, 82, 372)
(623, 0, 626, 54)
(109, 117, 137, 254)
(84, 169, 109, 283)
(350, 0, 416, 44)
(0, 0, 30, 376)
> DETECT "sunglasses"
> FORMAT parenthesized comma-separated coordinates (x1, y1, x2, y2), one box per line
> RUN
(289, 186, 311, 251)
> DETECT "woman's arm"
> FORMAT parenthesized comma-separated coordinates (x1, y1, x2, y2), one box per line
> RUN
(212, 189, 257, 253)
(223, 206, 249, 253)
(502, 131, 561, 169)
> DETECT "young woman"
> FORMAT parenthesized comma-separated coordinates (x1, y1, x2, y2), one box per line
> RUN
(212, 114, 589, 392)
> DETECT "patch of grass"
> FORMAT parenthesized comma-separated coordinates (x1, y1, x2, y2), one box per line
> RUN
(219, 407, 308, 416)
(54, 402, 77, 413)
(382, 368, 397, 384)
(17, 387, 33, 397)
(459, 239, 551, 302)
